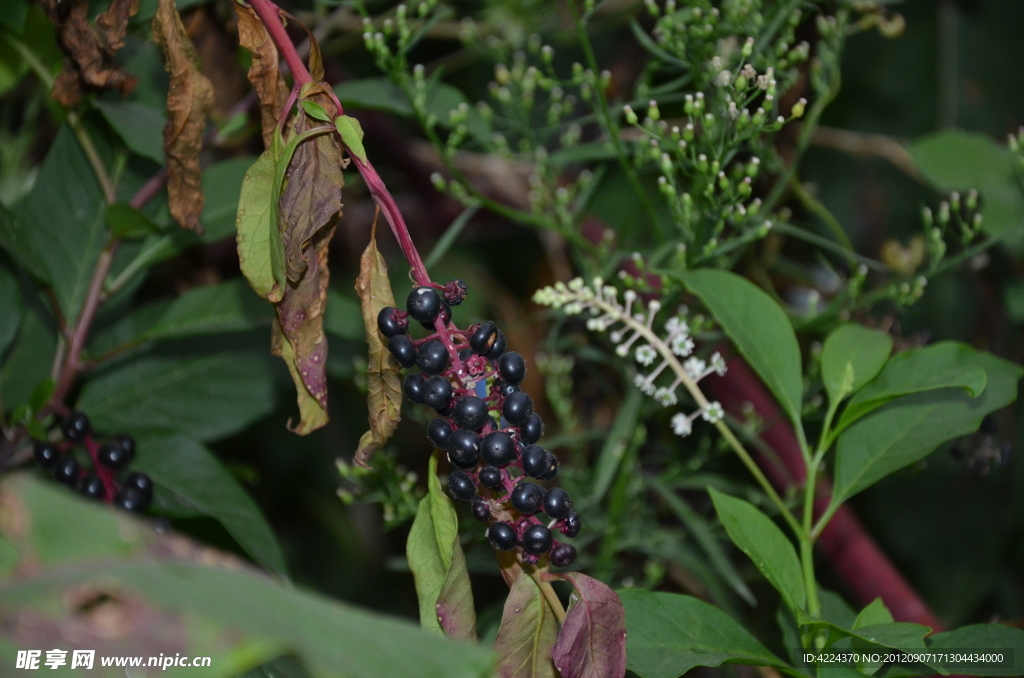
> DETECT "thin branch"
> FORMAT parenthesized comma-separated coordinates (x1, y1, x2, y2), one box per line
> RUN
(810, 125, 919, 178)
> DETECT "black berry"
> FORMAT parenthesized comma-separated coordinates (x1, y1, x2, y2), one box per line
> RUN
(522, 524, 553, 555)
(511, 481, 544, 514)
(479, 465, 504, 489)
(540, 455, 559, 481)
(388, 335, 418, 368)
(493, 380, 519, 398)
(497, 351, 527, 384)
(98, 443, 131, 470)
(443, 279, 468, 306)
(485, 330, 507, 359)
(471, 498, 491, 522)
(76, 474, 105, 500)
(561, 510, 581, 538)
(123, 472, 153, 501)
(502, 392, 534, 426)
(421, 302, 451, 330)
(407, 287, 442, 324)
(453, 396, 490, 431)
(416, 339, 449, 375)
(404, 372, 427, 403)
(53, 456, 80, 485)
(112, 434, 136, 461)
(33, 440, 59, 469)
(550, 543, 577, 567)
(114, 487, 150, 512)
(427, 418, 454, 449)
(61, 411, 90, 441)
(519, 414, 544, 445)
(543, 488, 572, 519)
(522, 445, 551, 479)
(422, 376, 453, 410)
(377, 307, 408, 337)
(470, 321, 498, 354)
(481, 431, 515, 467)
(447, 470, 477, 500)
(487, 522, 518, 551)
(447, 430, 480, 469)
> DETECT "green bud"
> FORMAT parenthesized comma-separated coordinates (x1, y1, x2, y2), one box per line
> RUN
(922, 206, 933, 229)
(741, 37, 754, 57)
(791, 98, 806, 118)
(1009, 134, 1020, 153)
(937, 201, 950, 225)
(734, 74, 748, 91)
(623, 105, 638, 125)
(966, 189, 978, 211)
(648, 100, 661, 121)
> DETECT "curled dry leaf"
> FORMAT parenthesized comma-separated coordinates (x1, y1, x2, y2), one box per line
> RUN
(493, 574, 560, 678)
(551, 573, 627, 678)
(233, 2, 289, 147)
(41, 0, 139, 107)
(152, 0, 214, 232)
(353, 215, 402, 467)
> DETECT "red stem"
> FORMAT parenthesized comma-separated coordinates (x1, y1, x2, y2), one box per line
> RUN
(83, 434, 117, 501)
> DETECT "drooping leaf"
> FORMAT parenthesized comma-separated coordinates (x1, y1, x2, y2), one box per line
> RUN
(233, 1, 289, 147)
(854, 598, 894, 629)
(493, 574, 559, 678)
(799, 617, 930, 651)
(407, 453, 476, 640)
(133, 435, 286, 576)
(682, 269, 803, 429)
(236, 149, 284, 302)
(551, 573, 627, 678)
(94, 99, 167, 164)
(301, 100, 332, 122)
(831, 348, 1022, 506)
(925, 624, 1024, 676)
(353, 218, 402, 467)
(335, 115, 367, 163)
(821, 324, 892, 406)
(151, 0, 213, 231)
(708, 487, 806, 612)
(620, 590, 786, 678)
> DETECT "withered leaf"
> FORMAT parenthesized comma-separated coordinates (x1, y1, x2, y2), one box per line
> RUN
(233, 2, 289, 148)
(152, 0, 214, 232)
(493, 574, 560, 678)
(551, 573, 627, 678)
(95, 0, 138, 53)
(353, 216, 402, 468)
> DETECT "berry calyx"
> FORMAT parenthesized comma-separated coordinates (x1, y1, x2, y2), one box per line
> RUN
(404, 372, 427, 403)
(114, 487, 150, 513)
(447, 430, 480, 469)
(76, 474, 105, 500)
(543, 488, 572, 519)
(497, 351, 526, 384)
(53, 456, 80, 485)
(487, 522, 518, 551)
(521, 445, 551, 479)
(510, 481, 544, 514)
(123, 472, 153, 501)
(427, 418, 454, 449)
(469, 321, 499, 354)
(453, 396, 489, 431)
(521, 524, 553, 555)
(407, 287, 442, 324)
(519, 413, 544, 445)
(502, 392, 534, 426)
(561, 510, 582, 538)
(421, 376, 453, 410)
(387, 335, 418, 368)
(550, 543, 577, 567)
(480, 431, 515, 467)
(98, 443, 131, 470)
(33, 440, 59, 469)
(377, 307, 408, 337)
(447, 470, 477, 500)
(471, 497, 491, 522)
(416, 339, 449, 375)
(442, 279, 468, 306)
(61, 411, 90, 441)
(478, 465, 504, 489)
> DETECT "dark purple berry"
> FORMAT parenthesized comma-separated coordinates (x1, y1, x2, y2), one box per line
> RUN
(98, 443, 130, 470)
(561, 510, 581, 538)
(387, 335, 418, 368)
(422, 376, 453, 410)
(427, 418, 454, 449)
(471, 498, 491, 522)
(540, 455, 559, 481)
(458, 348, 473, 362)
(550, 543, 577, 567)
(521, 445, 550, 479)
(33, 440, 59, 469)
(443, 279, 469, 306)
(470, 321, 498, 354)
(519, 413, 543, 445)
(522, 524, 553, 555)
(404, 372, 427, 403)
(112, 434, 136, 462)
(114, 487, 150, 512)
(487, 522, 518, 551)
(420, 302, 451, 330)
(502, 391, 533, 426)
(453, 396, 489, 431)
(497, 351, 526, 384)
(485, 330, 507, 359)
(543, 488, 572, 519)
(377, 307, 408, 337)
(416, 339, 449, 375)
(479, 466, 504, 489)
(493, 380, 519, 397)
(481, 431, 515, 466)
(447, 470, 477, 500)
(511, 482, 544, 515)
(53, 456, 80, 485)
(61, 411, 90, 441)
(407, 287, 442, 324)
(76, 474, 105, 500)
(447, 429, 480, 469)
(123, 472, 153, 501)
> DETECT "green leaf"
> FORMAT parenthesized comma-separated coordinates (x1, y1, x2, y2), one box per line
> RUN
(925, 624, 1024, 676)
(831, 347, 1022, 506)
(909, 130, 1024, 239)
(708, 487, 806, 612)
(333, 77, 489, 137)
(300, 100, 332, 122)
(853, 599, 894, 629)
(94, 99, 168, 165)
(821, 324, 892, 406)
(406, 453, 476, 640)
(683, 269, 803, 428)
(0, 263, 22, 357)
(493, 574, 559, 678)
(133, 435, 286, 576)
(834, 342, 991, 435)
(0, 296, 56, 408)
(800, 617, 930, 651)
(236, 148, 284, 302)
(202, 157, 257, 242)
(17, 124, 107, 322)
(0, 202, 46, 281)
(324, 288, 364, 340)
(0, 0, 28, 32)
(335, 115, 367, 162)
(105, 202, 159, 239)
(620, 590, 786, 678)
(76, 348, 277, 442)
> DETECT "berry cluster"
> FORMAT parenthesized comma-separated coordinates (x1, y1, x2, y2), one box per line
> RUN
(378, 281, 580, 567)
(32, 411, 152, 512)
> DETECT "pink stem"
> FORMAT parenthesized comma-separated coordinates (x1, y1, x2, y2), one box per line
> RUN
(83, 434, 117, 501)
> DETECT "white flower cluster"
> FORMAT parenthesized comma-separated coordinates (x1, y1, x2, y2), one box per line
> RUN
(534, 277, 726, 438)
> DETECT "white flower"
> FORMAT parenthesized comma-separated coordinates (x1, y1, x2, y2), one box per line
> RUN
(665, 316, 689, 336)
(701, 401, 724, 424)
(710, 352, 727, 376)
(670, 333, 695, 356)
(635, 344, 657, 366)
(671, 413, 692, 437)
(683, 357, 706, 380)
(633, 374, 656, 396)
(654, 387, 677, 407)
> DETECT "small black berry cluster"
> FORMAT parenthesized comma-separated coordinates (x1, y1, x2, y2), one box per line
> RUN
(379, 281, 580, 567)
(32, 410, 152, 512)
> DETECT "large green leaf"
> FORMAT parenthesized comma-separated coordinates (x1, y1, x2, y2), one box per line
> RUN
(831, 349, 1022, 506)
(201, 157, 257, 242)
(821, 324, 892, 406)
(76, 348, 277, 441)
(0, 474, 494, 678)
(0, 295, 56, 408)
(925, 624, 1024, 676)
(683, 269, 803, 428)
(0, 263, 22, 357)
(493, 574, 559, 678)
(0, 202, 46, 281)
(17, 124, 108, 322)
(235, 149, 282, 301)
(709, 487, 805, 612)
(94, 99, 167, 165)
(620, 590, 786, 678)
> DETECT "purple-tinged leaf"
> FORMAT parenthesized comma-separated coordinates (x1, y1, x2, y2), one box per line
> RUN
(552, 573, 627, 678)
(494, 574, 559, 678)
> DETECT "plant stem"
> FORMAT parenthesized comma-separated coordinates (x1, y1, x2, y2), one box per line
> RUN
(531, 570, 567, 625)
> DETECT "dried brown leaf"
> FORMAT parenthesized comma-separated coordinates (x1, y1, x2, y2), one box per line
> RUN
(353, 215, 402, 468)
(95, 0, 139, 52)
(233, 2, 290, 147)
(152, 0, 214, 232)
